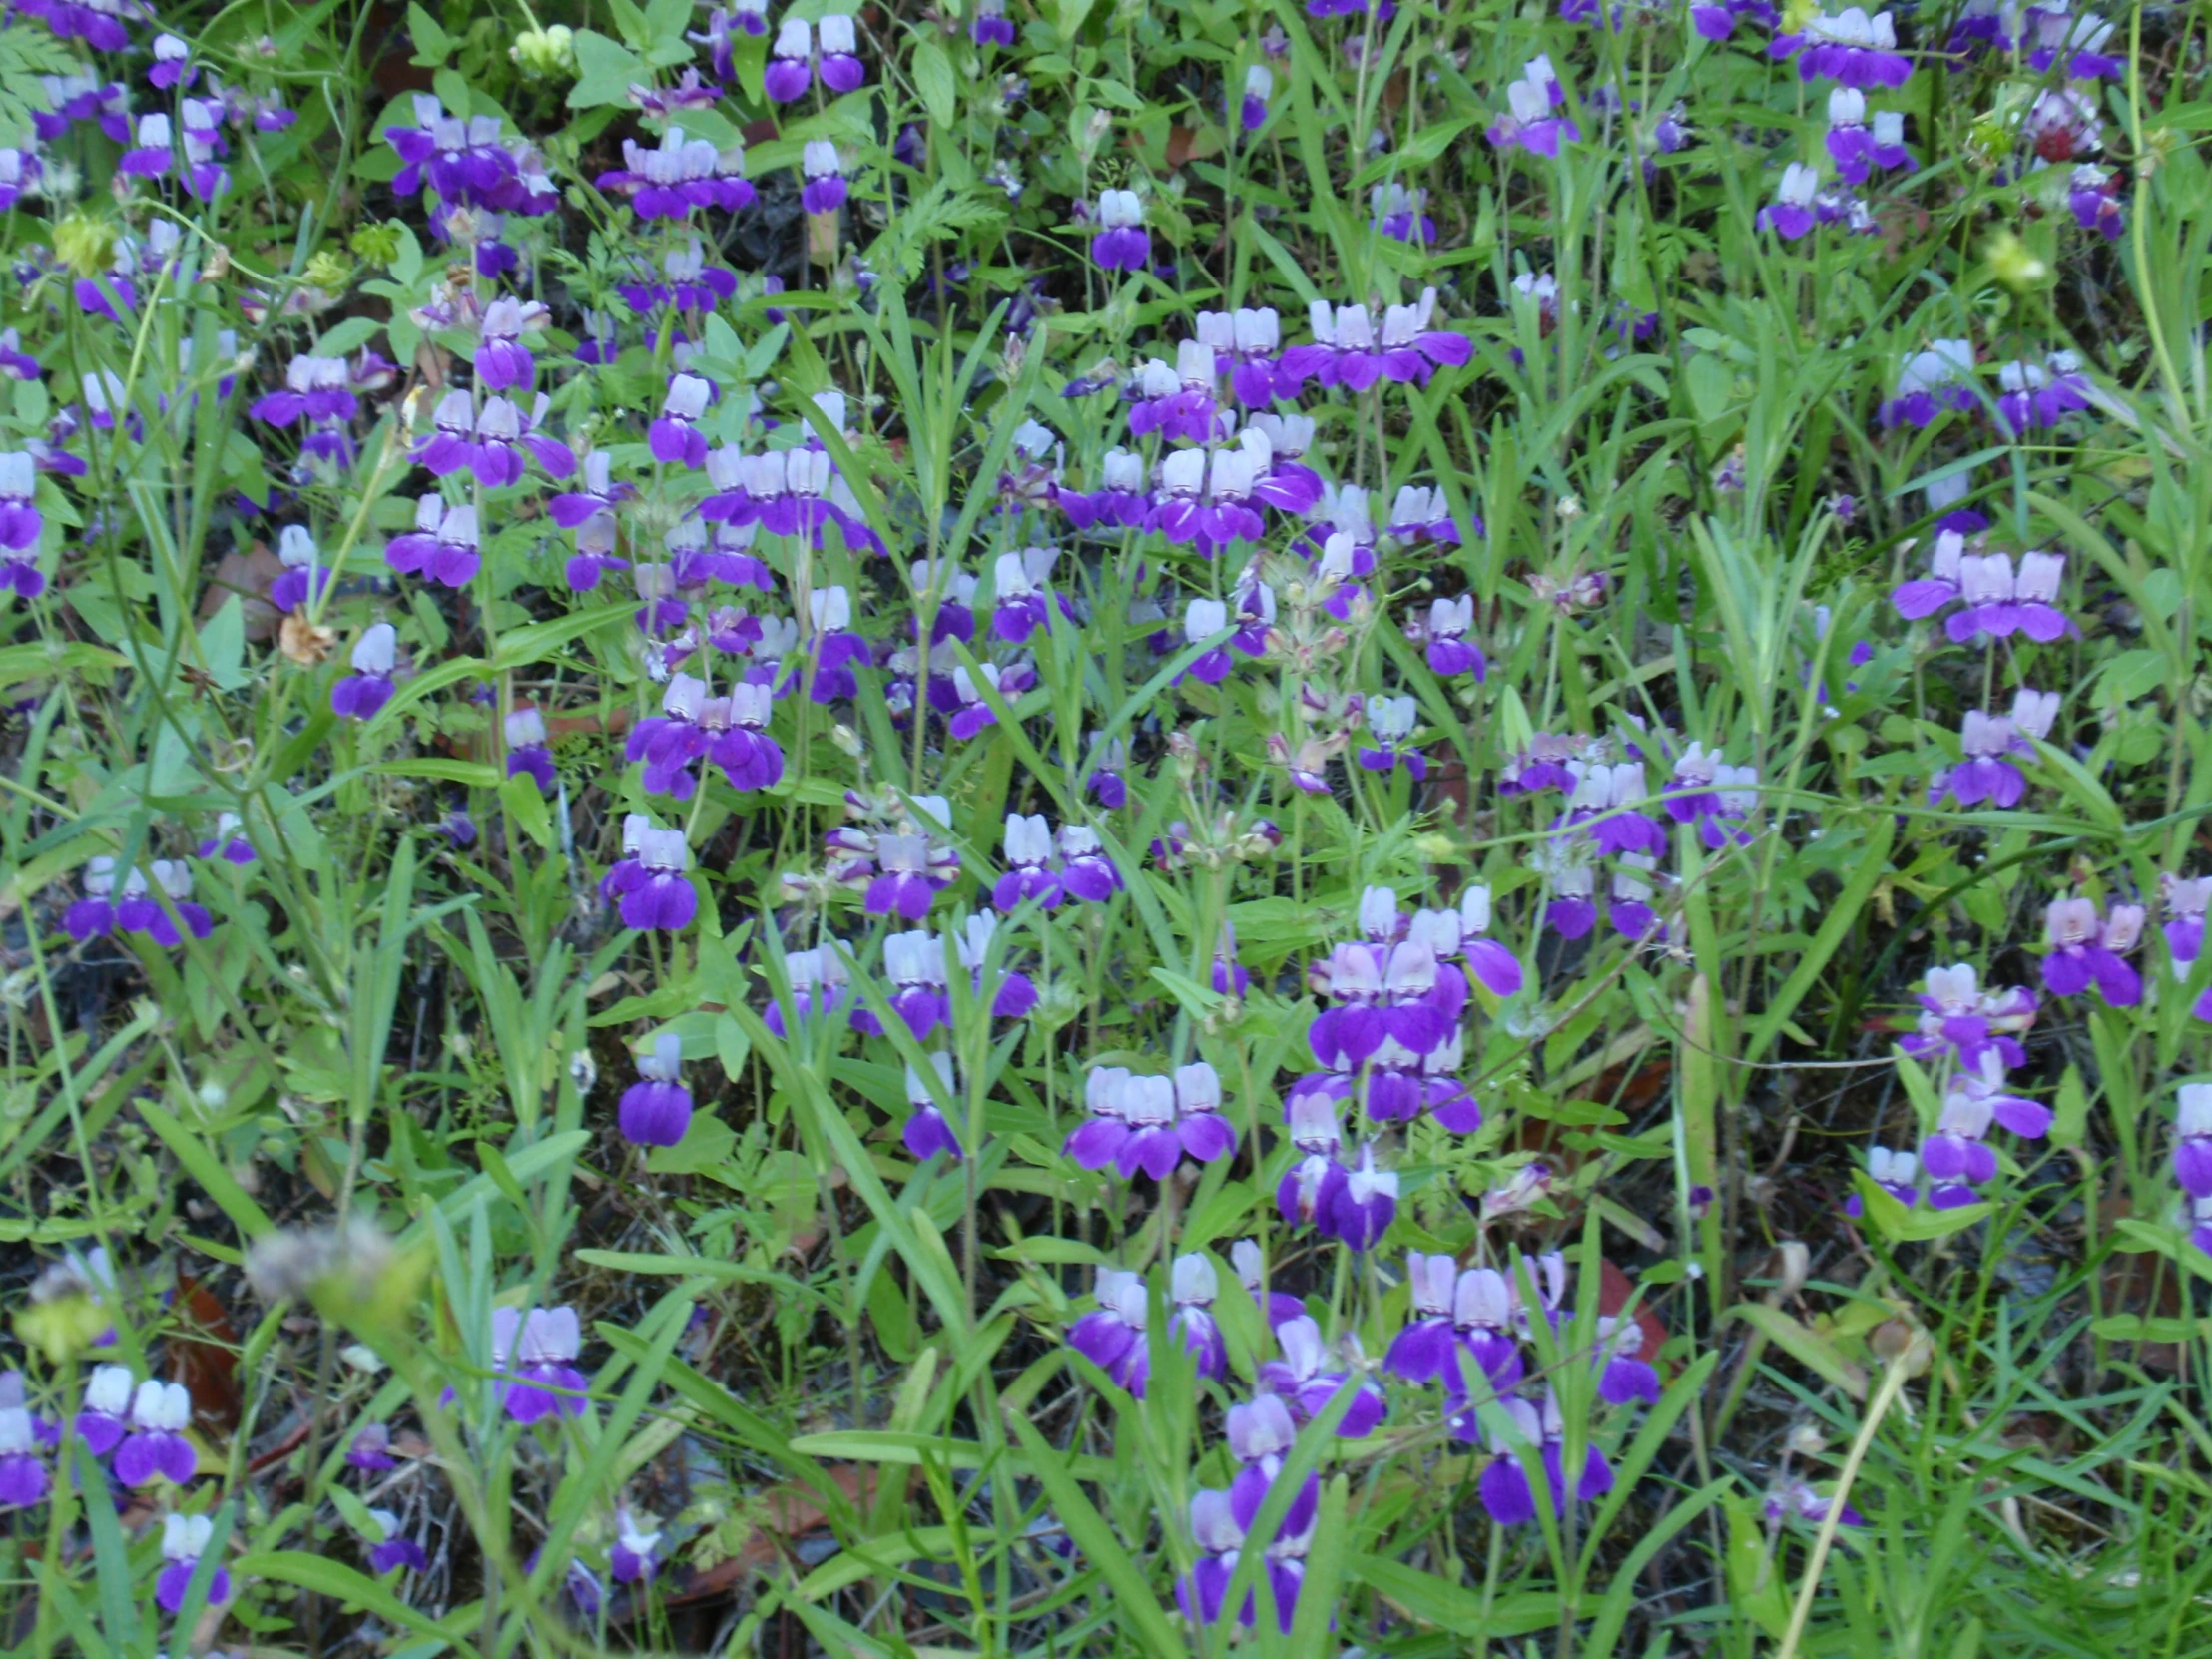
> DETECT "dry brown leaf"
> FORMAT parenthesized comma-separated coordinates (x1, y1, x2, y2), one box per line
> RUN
(277, 609, 334, 666)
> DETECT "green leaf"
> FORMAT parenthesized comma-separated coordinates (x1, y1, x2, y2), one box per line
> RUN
(1005, 1410, 1188, 1654)
(568, 29, 645, 108)
(714, 1012, 751, 1081)
(644, 1112, 736, 1175)
(405, 2, 453, 65)
(1746, 813, 1893, 1062)
(136, 1098, 274, 1239)
(1851, 1171, 1992, 1243)
(1732, 1301, 1869, 1398)
(237, 1550, 475, 1647)
(499, 774, 554, 849)
(911, 35, 956, 128)
(1350, 1555, 1558, 1636)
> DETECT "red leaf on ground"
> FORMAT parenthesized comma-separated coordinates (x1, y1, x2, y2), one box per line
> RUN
(169, 1275, 243, 1433)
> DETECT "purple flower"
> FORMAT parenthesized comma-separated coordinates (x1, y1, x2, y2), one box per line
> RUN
(865, 832, 954, 920)
(851, 927, 952, 1038)
(1556, 758, 1665, 856)
(2163, 872, 2211, 982)
(2069, 164, 2124, 240)
(1447, 1266, 1528, 1396)
(2025, 2, 2123, 78)
(252, 354, 359, 432)
(0, 1406, 49, 1509)
(1369, 181, 1435, 244)
(502, 707, 557, 795)
(2040, 895, 2144, 1006)
(270, 524, 331, 613)
(1178, 598, 1237, 685)
(494, 1305, 589, 1424)
(991, 548, 1060, 643)
(1090, 189, 1151, 273)
(157, 1514, 232, 1614)
(1067, 1257, 1224, 1395)
(1387, 486, 1469, 549)
(1066, 1269, 1151, 1388)
(1844, 1145, 1921, 1216)
(386, 497, 482, 588)
(619, 1033, 693, 1148)
(972, 0, 1017, 45)
(1771, 6, 1914, 88)
(1899, 963, 2038, 1071)
(468, 298, 540, 393)
(332, 624, 397, 721)
(710, 682, 785, 791)
(347, 1421, 397, 1470)
(1382, 1253, 1461, 1383)
(1060, 447, 1151, 530)
(620, 829, 698, 931)
(1766, 1483, 1866, 1526)
(1929, 689, 2059, 809)
(1308, 933, 1466, 1066)
(417, 390, 573, 485)
(74, 1365, 133, 1456)
(1176, 1477, 1316, 1633)
(1890, 527, 1966, 621)
(1995, 352, 2095, 436)
(2177, 1085, 2212, 1197)
(1487, 59, 1580, 157)
(382, 96, 542, 212)
(903, 1053, 964, 1162)
(1257, 1316, 1383, 1434)
(1317, 1143, 1391, 1250)
(18, 0, 146, 53)
(628, 673, 710, 801)
(64, 857, 213, 947)
(994, 813, 1063, 911)
(1357, 696, 1427, 781)
(817, 13, 866, 91)
(1596, 1318, 1660, 1405)
(801, 140, 849, 214)
(1058, 826, 1122, 902)
(1065, 1064, 1238, 1181)
(611, 1508, 662, 1584)
(763, 942, 850, 1035)
(1465, 1389, 1614, 1525)
(115, 1380, 197, 1487)
(1276, 1088, 1349, 1231)
(765, 16, 816, 100)
(1757, 163, 1821, 240)
(1945, 548, 2070, 639)
(2023, 87, 2103, 163)
(365, 1509, 430, 1575)
(649, 373, 715, 468)
(1662, 744, 1758, 849)
(1948, 0, 2015, 50)
(1239, 64, 1273, 130)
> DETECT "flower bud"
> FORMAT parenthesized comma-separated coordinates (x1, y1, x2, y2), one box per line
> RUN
(53, 213, 117, 278)
(511, 22, 577, 76)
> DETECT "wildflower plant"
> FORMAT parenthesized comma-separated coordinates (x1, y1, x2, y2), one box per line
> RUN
(3, 0, 2212, 1650)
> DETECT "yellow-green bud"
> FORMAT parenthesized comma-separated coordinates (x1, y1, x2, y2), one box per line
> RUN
(53, 213, 117, 279)
(349, 222, 404, 268)
(511, 23, 576, 78)
(1986, 230, 2048, 292)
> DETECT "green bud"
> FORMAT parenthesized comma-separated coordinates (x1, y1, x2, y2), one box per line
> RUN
(349, 222, 404, 268)
(301, 249, 354, 291)
(53, 213, 117, 279)
(16, 1293, 108, 1365)
(1986, 230, 2048, 292)
(511, 23, 576, 78)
